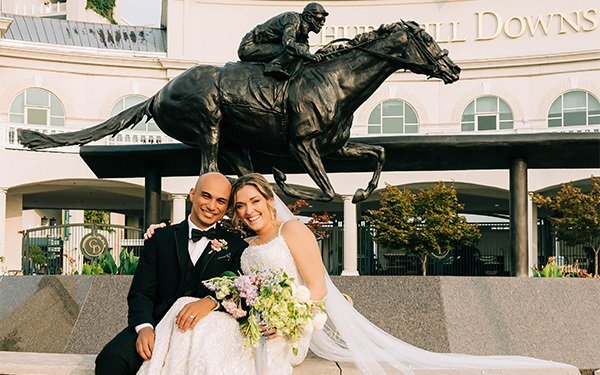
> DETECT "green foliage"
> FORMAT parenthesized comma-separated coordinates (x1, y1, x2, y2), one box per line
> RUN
(27, 246, 47, 265)
(98, 250, 118, 274)
(118, 248, 139, 275)
(86, 0, 117, 24)
(84, 210, 110, 225)
(531, 257, 593, 278)
(81, 261, 103, 275)
(365, 182, 480, 275)
(80, 249, 138, 275)
(531, 262, 562, 278)
(531, 177, 600, 276)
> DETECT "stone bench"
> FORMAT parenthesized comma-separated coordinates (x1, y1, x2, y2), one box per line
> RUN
(1, 276, 599, 373)
(2, 352, 595, 375)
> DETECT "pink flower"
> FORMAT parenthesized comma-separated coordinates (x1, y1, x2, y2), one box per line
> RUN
(209, 239, 228, 253)
(222, 300, 247, 319)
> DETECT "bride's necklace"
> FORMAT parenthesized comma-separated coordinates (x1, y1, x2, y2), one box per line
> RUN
(252, 222, 280, 246)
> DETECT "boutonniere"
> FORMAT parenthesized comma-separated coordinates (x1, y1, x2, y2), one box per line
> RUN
(209, 238, 228, 254)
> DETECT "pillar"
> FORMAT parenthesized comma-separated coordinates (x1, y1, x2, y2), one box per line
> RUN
(171, 194, 188, 224)
(528, 196, 538, 275)
(144, 169, 162, 230)
(341, 195, 359, 276)
(0, 188, 6, 264)
(3, 192, 23, 272)
(510, 158, 528, 277)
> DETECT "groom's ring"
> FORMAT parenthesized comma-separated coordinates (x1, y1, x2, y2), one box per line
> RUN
(188, 315, 195, 320)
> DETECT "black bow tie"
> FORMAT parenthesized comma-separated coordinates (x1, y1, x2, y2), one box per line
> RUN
(190, 228, 217, 243)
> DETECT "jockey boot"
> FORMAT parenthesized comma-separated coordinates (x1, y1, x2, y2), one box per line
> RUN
(264, 62, 290, 80)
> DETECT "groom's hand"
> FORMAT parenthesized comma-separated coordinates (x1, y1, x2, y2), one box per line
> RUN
(136, 327, 155, 360)
(175, 297, 217, 332)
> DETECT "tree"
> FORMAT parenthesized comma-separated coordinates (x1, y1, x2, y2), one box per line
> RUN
(365, 182, 480, 275)
(531, 177, 600, 277)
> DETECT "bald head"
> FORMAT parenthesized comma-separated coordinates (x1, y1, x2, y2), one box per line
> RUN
(189, 172, 231, 229)
(195, 172, 231, 192)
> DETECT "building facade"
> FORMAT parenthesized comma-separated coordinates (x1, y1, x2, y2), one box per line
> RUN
(0, 0, 599, 275)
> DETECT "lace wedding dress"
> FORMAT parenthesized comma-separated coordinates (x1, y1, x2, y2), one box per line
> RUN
(138, 205, 580, 375)
(137, 231, 311, 375)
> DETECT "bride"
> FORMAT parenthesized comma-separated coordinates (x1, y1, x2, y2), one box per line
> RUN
(139, 173, 580, 375)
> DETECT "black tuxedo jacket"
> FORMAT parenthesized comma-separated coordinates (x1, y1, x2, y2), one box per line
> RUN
(127, 219, 247, 329)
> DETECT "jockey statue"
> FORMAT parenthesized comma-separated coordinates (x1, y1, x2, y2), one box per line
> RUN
(237, 2, 329, 80)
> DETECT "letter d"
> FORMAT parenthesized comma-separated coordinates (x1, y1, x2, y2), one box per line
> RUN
(476, 11, 502, 41)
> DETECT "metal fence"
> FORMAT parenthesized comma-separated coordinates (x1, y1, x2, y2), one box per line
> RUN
(537, 219, 597, 273)
(21, 223, 144, 275)
(319, 222, 514, 276)
(21, 221, 596, 276)
(318, 220, 598, 276)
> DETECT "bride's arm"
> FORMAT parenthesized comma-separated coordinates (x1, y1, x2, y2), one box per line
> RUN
(281, 220, 327, 301)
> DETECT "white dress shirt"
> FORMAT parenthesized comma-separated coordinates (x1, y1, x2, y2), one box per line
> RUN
(188, 216, 217, 266)
(135, 217, 217, 333)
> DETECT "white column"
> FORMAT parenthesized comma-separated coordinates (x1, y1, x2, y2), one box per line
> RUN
(171, 194, 188, 224)
(4, 192, 23, 273)
(528, 195, 539, 275)
(341, 195, 359, 276)
(0, 188, 6, 263)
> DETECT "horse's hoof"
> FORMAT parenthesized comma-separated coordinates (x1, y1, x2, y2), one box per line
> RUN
(272, 168, 287, 182)
(352, 189, 367, 203)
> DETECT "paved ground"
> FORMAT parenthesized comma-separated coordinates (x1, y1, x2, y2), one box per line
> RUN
(0, 351, 592, 375)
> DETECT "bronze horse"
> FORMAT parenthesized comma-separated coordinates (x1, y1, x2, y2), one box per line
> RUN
(18, 21, 460, 202)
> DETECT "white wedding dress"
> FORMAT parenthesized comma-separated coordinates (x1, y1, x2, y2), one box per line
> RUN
(137, 230, 312, 375)
(138, 206, 580, 375)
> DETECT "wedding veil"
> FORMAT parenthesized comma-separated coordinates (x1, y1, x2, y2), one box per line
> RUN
(272, 195, 579, 375)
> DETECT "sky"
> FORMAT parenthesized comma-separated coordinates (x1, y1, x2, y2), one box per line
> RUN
(118, 0, 162, 27)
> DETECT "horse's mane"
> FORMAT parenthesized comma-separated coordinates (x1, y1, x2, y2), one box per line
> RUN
(316, 22, 405, 60)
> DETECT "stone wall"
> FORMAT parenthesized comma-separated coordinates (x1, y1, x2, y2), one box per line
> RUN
(0, 275, 597, 369)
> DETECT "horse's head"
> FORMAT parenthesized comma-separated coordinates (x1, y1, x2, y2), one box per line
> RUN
(389, 21, 461, 84)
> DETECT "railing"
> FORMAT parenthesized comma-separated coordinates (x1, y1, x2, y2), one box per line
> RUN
(319, 221, 597, 276)
(21, 223, 143, 275)
(351, 124, 600, 137)
(1, 122, 176, 150)
(11, 2, 66, 17)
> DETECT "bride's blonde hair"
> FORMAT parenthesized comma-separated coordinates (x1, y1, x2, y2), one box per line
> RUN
(230, 173, 277, 229)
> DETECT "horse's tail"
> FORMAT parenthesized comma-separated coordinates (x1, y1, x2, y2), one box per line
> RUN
(18, 98, 153, 150)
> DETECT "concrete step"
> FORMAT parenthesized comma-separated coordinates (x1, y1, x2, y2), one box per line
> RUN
(0, 351, 584, 375)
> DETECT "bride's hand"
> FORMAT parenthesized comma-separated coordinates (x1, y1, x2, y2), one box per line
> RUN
(144, 222, 167, 240)
(175, 298, 217, 332)
(260, 322, 278, 340)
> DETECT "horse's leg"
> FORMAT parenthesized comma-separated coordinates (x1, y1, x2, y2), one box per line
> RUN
(273, 137, 336, 201)
(329, 142, 385, 203)
(219, 144, 254, 176)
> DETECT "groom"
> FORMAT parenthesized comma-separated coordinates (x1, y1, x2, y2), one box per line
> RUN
(95, 172, 248, 375)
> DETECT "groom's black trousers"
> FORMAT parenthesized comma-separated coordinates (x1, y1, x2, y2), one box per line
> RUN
(95, 327, 143, 375)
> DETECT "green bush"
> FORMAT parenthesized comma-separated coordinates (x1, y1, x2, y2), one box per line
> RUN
(83, 248, 139, 275)
(118, 248, 139, 275)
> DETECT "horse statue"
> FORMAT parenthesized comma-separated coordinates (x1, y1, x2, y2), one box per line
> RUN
(18, 20, 460, 202)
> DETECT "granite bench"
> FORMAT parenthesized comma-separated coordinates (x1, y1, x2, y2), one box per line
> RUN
(2, 352, 596, 375)
(0, 275, 598, 373)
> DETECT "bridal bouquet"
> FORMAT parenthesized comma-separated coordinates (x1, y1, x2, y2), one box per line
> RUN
(203, 269, 326, 353)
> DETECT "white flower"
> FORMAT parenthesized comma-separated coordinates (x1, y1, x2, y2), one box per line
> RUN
(312, 312, 328, 330)
(293, 285, 311, 303)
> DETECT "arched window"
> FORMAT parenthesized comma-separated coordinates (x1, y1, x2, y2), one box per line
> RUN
(461, 96, 513, 132)
(548, 90, 600, 127)
(368, 100, 418, 134)
(110, 95, 159, 131)
(9, 88, 65, 126)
